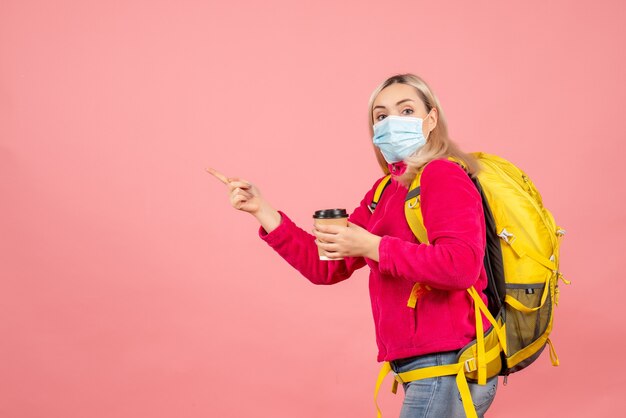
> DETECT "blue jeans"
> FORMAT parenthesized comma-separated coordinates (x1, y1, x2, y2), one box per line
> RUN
(390, 351, 498, 418)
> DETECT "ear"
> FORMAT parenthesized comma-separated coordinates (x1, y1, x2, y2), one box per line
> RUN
(425, 107, 438, 140)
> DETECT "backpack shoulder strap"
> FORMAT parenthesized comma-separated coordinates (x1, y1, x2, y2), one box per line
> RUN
(404, 171, 428, 244)
(404, 158, 467, 244)
(369, 174, 392, 212)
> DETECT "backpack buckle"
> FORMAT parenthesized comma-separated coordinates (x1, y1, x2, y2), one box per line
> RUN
(498, 228, 515, 244)
(464, 358, 477, 373)
(407, 197, 419, 209)
(392, 371, 404, 384)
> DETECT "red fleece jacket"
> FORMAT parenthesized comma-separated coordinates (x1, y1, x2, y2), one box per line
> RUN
(258, 158, 490, 362)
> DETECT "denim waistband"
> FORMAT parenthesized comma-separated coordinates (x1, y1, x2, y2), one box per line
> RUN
(390, 350, 460, 373)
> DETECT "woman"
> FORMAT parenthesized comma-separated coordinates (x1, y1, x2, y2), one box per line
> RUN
(209, 73, 498, 417)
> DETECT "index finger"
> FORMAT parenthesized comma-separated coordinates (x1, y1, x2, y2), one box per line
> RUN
(206, 167, 230, 185)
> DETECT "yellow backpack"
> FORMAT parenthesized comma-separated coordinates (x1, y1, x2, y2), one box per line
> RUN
(372, 152, 569, 418)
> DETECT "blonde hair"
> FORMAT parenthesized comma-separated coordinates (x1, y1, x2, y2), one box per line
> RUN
(367, 73, 480, 188)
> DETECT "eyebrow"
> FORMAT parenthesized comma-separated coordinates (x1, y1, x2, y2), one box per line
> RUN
(373, 98, 415, 111)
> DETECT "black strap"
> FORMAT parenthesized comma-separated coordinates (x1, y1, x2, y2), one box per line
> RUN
(369, 179, 392, 211)
(405, 186, 421, 202)
(471, 175, 505, 314)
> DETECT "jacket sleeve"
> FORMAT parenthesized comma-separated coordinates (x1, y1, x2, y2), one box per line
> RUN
(258, 183, 379, 285)
(377, 159, 486, 290)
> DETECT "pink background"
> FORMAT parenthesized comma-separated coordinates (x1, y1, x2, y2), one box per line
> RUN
(1, 0, 624, 417)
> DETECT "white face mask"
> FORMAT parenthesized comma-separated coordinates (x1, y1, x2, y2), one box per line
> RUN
(372, 112, 432, 163)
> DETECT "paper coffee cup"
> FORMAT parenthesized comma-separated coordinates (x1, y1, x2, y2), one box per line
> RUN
(313, 208, 348, 260)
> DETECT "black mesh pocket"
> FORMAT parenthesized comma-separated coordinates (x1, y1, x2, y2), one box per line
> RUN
(505, 283, 552, 362)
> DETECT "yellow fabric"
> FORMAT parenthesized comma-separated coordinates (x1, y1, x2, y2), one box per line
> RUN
(467, 287, 507, 354)
(407, 283, 420, 308)
(404, 171, 428, 245)
(391, 379, 398, 395)
(506, 237, 557, 271)
(555, 273, 571, 306)
(374, 360, 480, 418)
(374, 361, 392, 418)
(505, 274, 557, 368)
(396, 362, 467, 381)
(468, 153, 560, 288)
(373, 175, 392, 208)
(407, 283, 431, 308)
(558, 272, 571, 285)
(504, 278, 551, 313)
(465, 344, 504, 378)
(455, 366, 479, 418)
(373, 342, 504, 417)
(547, 338, 560, 367)
(474, 294, 487, 385)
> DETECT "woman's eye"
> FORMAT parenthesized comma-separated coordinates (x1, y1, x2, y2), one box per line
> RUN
(402, 108, 414, 115)
(376, 114, 387, 121)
